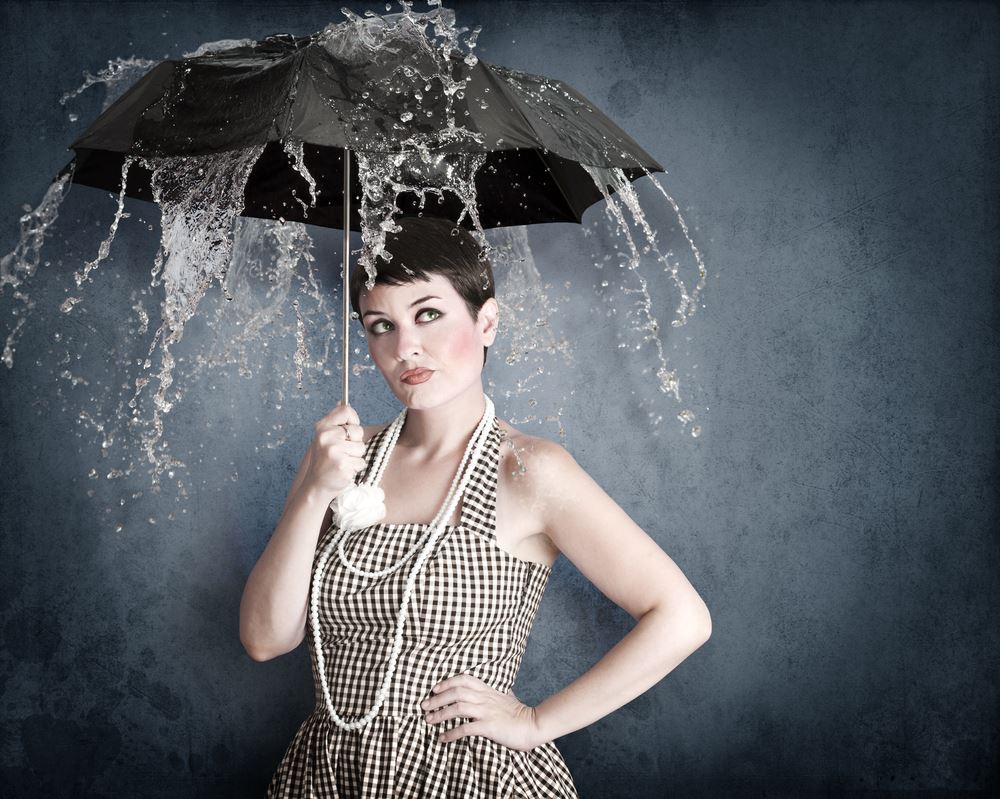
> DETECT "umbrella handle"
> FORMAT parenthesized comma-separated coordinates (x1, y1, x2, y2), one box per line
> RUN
(342, 147, 351, 406)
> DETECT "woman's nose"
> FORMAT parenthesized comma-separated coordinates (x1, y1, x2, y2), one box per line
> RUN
(395, 325, 422, 360)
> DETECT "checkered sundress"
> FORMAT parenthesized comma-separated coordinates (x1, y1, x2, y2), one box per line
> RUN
(267, 416, 579, 798)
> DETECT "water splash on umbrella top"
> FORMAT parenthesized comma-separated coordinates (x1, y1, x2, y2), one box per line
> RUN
(0, 0, 709, 528)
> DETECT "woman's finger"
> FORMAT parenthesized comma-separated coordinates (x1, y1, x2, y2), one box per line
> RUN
(423, 682, 481, 712)
(426, 697, 480, 719)
(339, 422, 365, 442)
(316, 427, 366, 454)
(315, 403, 360, 430)
(438, 719, 484, 744)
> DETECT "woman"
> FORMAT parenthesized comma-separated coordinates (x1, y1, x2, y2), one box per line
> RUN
(240, 216, 712, 797)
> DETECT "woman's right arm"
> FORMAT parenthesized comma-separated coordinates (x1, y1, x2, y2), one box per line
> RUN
(239, 403, 368, 661)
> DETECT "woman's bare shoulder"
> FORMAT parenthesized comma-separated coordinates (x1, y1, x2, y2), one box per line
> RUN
(495, 420, 580, 555)
(495, 419, 575, 485)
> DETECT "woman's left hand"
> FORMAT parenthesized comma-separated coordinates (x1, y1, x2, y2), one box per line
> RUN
(421, 674, 541, 752)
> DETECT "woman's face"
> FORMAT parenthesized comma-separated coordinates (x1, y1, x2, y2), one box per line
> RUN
(358, 273, 498, 410)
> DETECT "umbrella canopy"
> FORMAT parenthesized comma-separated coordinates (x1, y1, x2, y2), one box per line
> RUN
(57, 10, 666, 404)
(57, 22, 663, 230)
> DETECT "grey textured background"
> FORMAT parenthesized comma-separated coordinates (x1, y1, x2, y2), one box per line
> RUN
(1, 1, 997, 796)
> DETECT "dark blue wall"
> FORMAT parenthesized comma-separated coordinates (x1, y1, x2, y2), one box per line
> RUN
(1, 1, 997, 796)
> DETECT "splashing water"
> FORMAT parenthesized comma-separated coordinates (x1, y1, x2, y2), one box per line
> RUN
(0, 0, 709, 524)
(580, 163, 708, 431)
(1, 174, 71, 368)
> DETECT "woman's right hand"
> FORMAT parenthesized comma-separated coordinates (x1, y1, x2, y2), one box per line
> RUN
(302, 401, 368, 499)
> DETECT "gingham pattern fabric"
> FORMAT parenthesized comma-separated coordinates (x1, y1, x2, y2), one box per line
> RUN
(267, 416, 579, 798)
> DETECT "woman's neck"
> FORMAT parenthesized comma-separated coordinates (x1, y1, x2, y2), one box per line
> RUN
(396, 385, 487, 462)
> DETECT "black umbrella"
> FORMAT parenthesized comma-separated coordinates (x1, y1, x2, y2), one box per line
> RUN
(57, 10, 664, 403)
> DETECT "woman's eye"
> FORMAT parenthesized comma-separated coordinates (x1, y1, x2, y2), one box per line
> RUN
(369, 308, 441, 335)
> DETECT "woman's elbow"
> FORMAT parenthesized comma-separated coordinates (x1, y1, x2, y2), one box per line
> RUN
(241, 632, 278, 662)
(243, 641, 277, 662)
(240, 626, 305, 662)
(239, 614, 268, 661)
(700, 611, 712, 642)
(668, 599, 711, 646)
(692, 603, 712, 645)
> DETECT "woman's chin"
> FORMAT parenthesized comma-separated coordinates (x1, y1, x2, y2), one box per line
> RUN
(393, 383, 433, 408)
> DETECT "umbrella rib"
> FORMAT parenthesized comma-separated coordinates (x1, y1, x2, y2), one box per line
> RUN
(480, 63, 552, 152)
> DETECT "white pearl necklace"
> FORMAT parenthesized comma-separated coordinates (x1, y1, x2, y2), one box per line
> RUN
(309, 393, 496, 731)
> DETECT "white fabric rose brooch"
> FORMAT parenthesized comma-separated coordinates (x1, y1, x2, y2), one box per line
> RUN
(330, 483, 387, 532)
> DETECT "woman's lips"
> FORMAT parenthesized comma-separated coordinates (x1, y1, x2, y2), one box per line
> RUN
(400, 369, 433, 385)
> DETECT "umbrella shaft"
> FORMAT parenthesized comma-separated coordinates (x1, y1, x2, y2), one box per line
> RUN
(342, 148, 351, 406)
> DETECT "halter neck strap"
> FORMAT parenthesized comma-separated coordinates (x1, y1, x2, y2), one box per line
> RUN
(453, 416, 501, 536)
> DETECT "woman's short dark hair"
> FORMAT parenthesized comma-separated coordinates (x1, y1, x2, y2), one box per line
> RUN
(350, 216, 496, 366)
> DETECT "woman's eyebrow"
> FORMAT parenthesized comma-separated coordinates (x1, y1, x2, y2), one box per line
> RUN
(362, 295, 441, 319)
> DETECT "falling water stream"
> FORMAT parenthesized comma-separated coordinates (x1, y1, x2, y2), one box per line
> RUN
(0, 1, 709, 528)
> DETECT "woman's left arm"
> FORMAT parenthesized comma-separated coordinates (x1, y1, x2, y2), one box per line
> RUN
(526, 439, 712, 749)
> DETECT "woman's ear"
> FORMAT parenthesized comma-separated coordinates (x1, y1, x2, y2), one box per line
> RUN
(479, 298, 499, 346)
